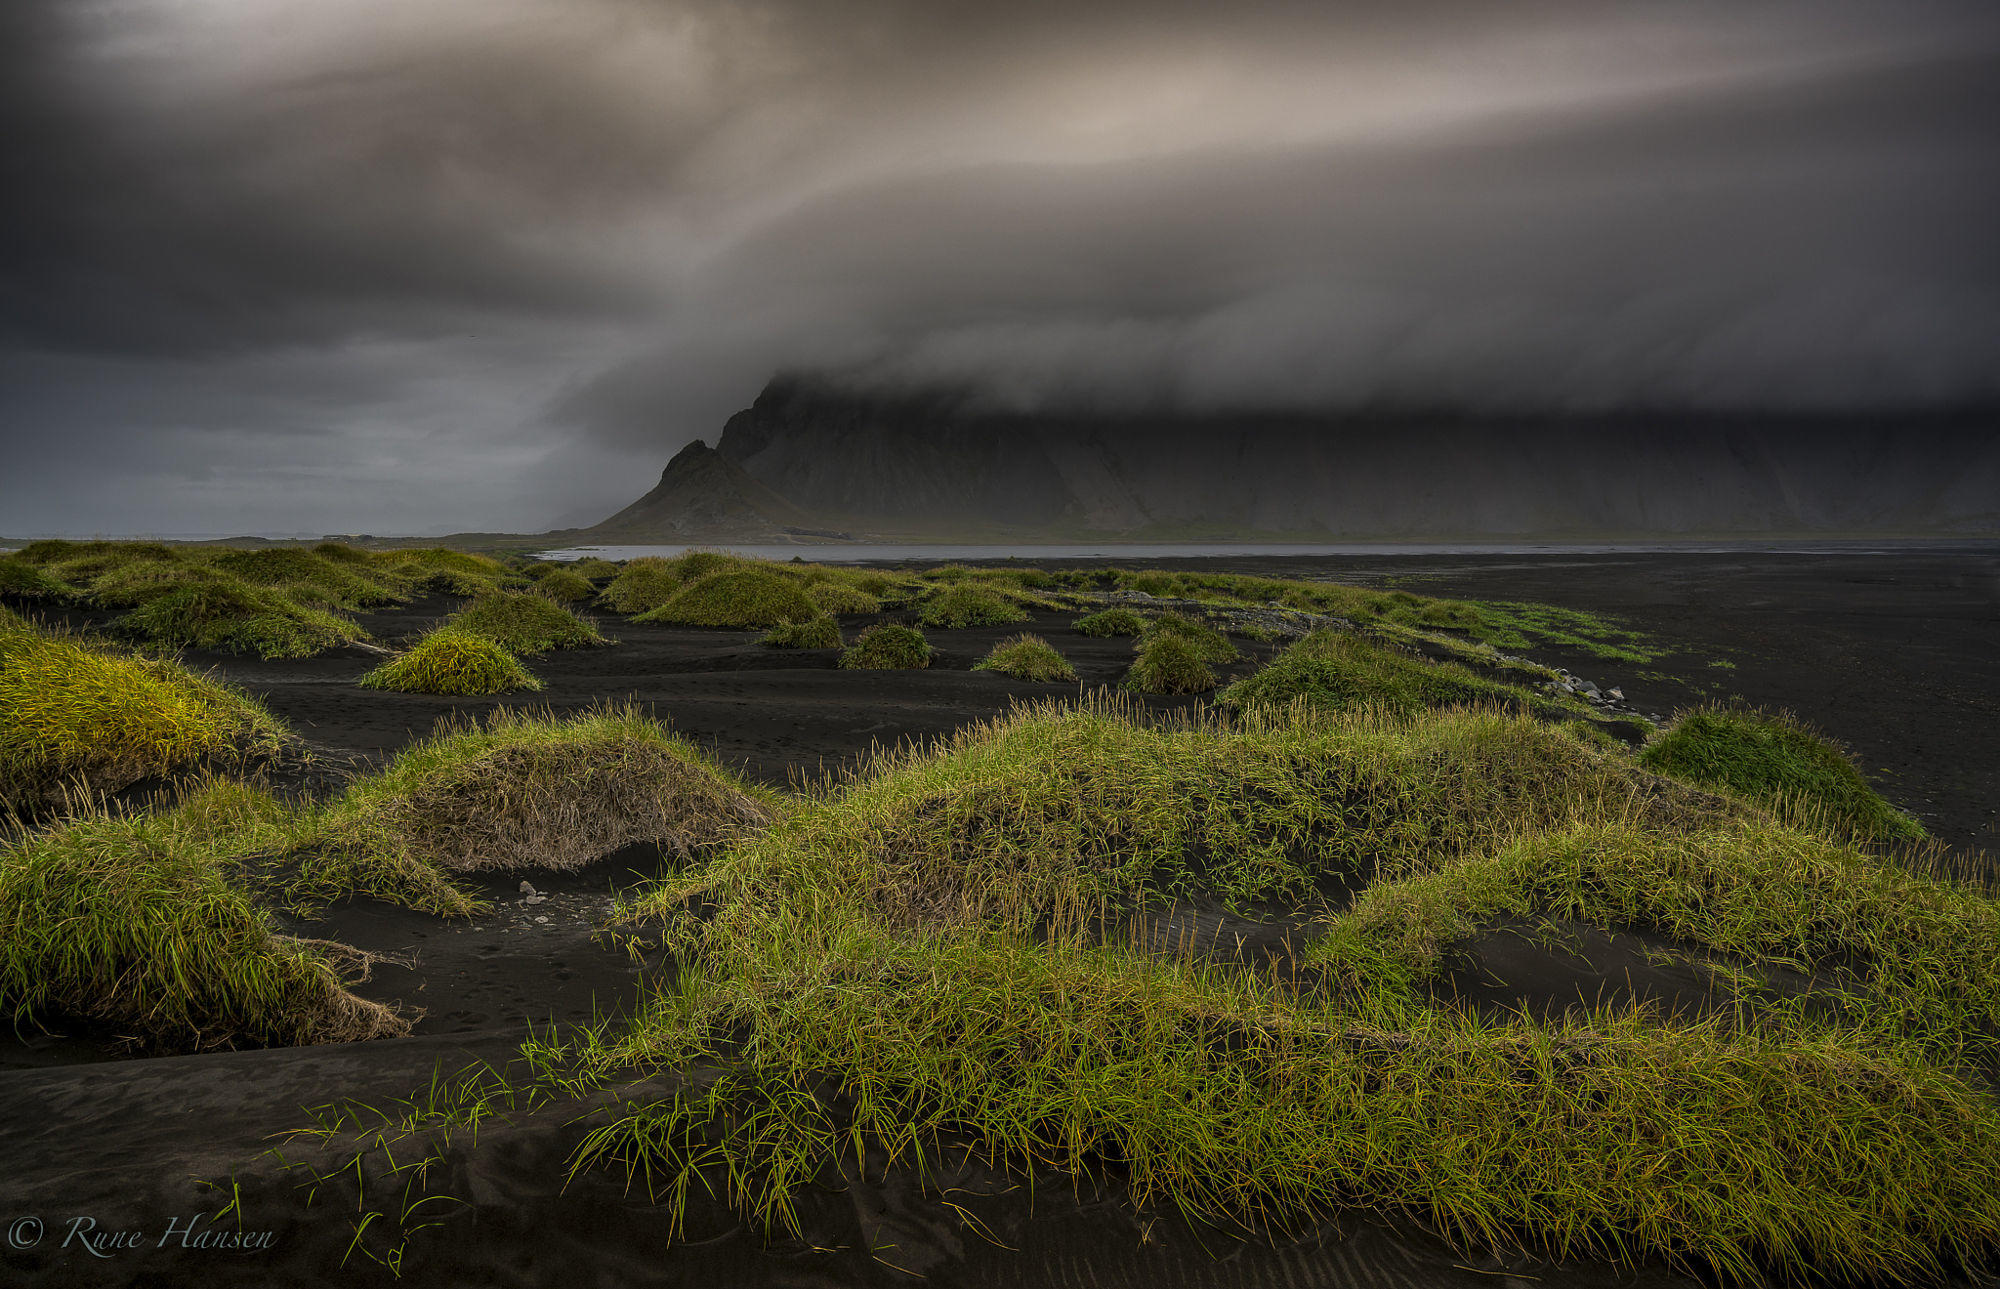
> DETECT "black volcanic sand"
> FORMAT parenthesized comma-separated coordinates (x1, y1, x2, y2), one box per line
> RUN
(4, 546, 1997, 1287)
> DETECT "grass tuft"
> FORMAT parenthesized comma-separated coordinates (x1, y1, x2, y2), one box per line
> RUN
(973, 633, 1078, 683)
(0, 781, 405, 1051)
(761, 616, 842, 649)
(302, 705, 776, 875)
(449, 591, 606, 654)
(1072, 607, 1146, 637)
(358, 629, 541, 696)
(1142, 611, 1239, 664)
(917, 583, 1031, 629)
(1220, 629, 1576, 719)
(806, 581, 882, 615)
(1123, 633, 1216, 694)
(635, 570, 820, 630)
(840, 624, 931, 670)
(1640, 706, 1923, 842)
(0, 615, 294, 814)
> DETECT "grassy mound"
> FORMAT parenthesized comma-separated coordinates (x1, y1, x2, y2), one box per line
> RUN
(636, 570, 820, 629)
(1123, 633, 1215, 694)
(0, 617, 293, 814)
(917, 583, 1031, 629)
(358, 629, 541, 696)
(1221, 629, 1568, 718)
(806, 581, 882, 615)
(840, 623, 932, 670)
(117, 580, 367, 659)
(305, 706, 775, 874)
(1639, 706, 1923, 841)
(601, 558, 683, 614)
(208, 547, 402, 608)
(567, 557, 620, 581)
(532, 568, 596, 603)
(973, 633, 1077, 682)
(762, 617, 842, 649)
(566, 700, 2000, 1281)
(450, 591, 606, 654)
(0, 782, 404, 1051)
(1142, 611, 1238, 663)
(380, 547, 513, 597)
(0, 557, 76, 604)
(1073, 607, 1145, 637)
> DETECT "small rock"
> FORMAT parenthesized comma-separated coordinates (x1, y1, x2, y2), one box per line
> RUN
(534, 915, 549, 925)
(524, 894, 546, 906)
(519, 880, 538, 896)
(1580, 681, 1601, 696)
(1607, 687, 1624, 701)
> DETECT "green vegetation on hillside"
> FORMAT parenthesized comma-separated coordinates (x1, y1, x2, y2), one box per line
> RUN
(761, 616, 842, 649)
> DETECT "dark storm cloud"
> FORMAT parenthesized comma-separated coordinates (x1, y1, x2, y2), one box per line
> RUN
(2, 0, 1997, 533)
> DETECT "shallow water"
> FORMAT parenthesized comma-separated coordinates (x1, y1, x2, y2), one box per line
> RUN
(534, 538, 1976, 564)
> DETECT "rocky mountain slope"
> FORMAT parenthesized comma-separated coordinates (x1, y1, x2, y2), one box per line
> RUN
(583, 376, 2000, 539)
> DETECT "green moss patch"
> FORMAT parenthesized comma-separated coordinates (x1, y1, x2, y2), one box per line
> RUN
(601, 558, 683, 614)
(1141, 611, 1238, 664)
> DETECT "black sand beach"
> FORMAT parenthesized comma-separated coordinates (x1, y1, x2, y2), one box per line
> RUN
(4, 544, 1996, 1288)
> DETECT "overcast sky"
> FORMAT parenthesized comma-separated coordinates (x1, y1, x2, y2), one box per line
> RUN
(3, 1, 1996, 536)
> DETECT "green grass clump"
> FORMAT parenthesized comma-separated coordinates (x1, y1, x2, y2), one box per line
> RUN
(973, 633, 1077, 683)
(358, 629, 541, 696)
(761, 617, 842, 649)
(302, 706, 775, 876)
(1640, 706, 1922, 841)
(532, 568, 596, 603)
(208, 547, 402, 609)
(567, 699, 2000, 1281)
(449, 591, 606, 654)
(117, 581, 367, 659)
(1142, 611, 1238, 663)
(0, 617, 294, 814)
(0, 557, 77, 604)
(1220, 629, 1573, 718)
(636, 570, 820, 630)
(601, 558, 683, 614)
(567, 557, 620, 581)
(0, 781, 406, 1050)
(805, 581, 881, 615)
(1318, 817, 2000, 1042)
(840, 624, 931, 670)
(1072, 607, 1146, 637)
(378, 547, 512, 598)
(1123, 633, 1215, 694)
(916, 583, 1031, 630)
